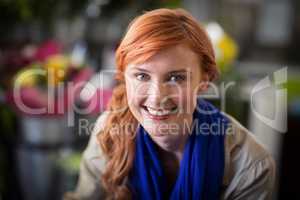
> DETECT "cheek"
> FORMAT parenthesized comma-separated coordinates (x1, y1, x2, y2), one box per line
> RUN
(125, 82, 134, 104)
(175, 84, 198, 113)
(125, 81, 147, 108)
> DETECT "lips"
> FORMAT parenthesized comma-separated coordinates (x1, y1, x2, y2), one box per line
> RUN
(141, 105, 178, 120)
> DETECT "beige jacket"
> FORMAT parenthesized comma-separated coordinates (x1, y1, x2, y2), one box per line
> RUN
(64, 112, 276, 200)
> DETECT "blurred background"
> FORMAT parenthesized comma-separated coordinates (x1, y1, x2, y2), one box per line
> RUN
(0, 0, 299, 199)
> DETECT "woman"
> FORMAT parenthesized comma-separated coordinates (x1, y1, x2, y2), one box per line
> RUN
(65, 8, 275, 200)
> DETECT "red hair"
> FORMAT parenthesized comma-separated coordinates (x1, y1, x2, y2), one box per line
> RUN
(98, 8, 218, 199)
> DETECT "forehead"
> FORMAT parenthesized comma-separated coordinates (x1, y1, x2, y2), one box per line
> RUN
(126, 44, 201, 74)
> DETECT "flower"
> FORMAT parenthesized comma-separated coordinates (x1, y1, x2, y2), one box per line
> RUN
(206, 22, 239, 73)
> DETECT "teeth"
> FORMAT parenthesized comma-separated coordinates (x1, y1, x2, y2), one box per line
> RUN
(146, 107, 177, 116)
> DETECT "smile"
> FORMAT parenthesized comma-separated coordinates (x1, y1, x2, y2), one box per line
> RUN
(141, 105, 178, 120)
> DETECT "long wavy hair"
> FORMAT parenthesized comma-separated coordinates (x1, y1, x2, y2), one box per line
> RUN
(97, 8, 219, 199)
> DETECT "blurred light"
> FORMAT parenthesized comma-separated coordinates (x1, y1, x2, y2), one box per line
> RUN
(86, 0, 110, 18)
(70, 42, 87, 68)
(86, 4, 101, 18)
(206, 22, 238, 72)
(206, 22, 224, 46)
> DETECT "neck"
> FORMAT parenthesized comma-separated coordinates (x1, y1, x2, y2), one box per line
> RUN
(155, 133, 189, 163)
(150, 116, 193, 162)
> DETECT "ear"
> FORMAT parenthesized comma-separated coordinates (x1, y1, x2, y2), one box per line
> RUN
(197, 74, 209, 95)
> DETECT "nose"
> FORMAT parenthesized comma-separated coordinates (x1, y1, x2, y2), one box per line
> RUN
(146, 81, 170, 107)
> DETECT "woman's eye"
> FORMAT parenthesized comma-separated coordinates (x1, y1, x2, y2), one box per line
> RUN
(135, 73, 150, 81)
(168, 74, 186, 83)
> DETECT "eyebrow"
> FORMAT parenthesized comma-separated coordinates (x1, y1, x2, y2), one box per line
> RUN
(133, 67, 191, 74)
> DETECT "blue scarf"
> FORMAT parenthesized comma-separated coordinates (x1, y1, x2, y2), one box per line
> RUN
(128, 98, 229, 200)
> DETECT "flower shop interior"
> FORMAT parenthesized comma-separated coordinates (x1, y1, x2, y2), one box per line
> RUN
(0, 0, 299, 200)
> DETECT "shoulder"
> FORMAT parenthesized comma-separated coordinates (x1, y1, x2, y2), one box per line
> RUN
(83, 111, 110, 174)
(222, 113, 276, 199)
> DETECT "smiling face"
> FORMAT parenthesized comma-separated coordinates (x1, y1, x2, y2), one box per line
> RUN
(124, 44, 207, 151)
